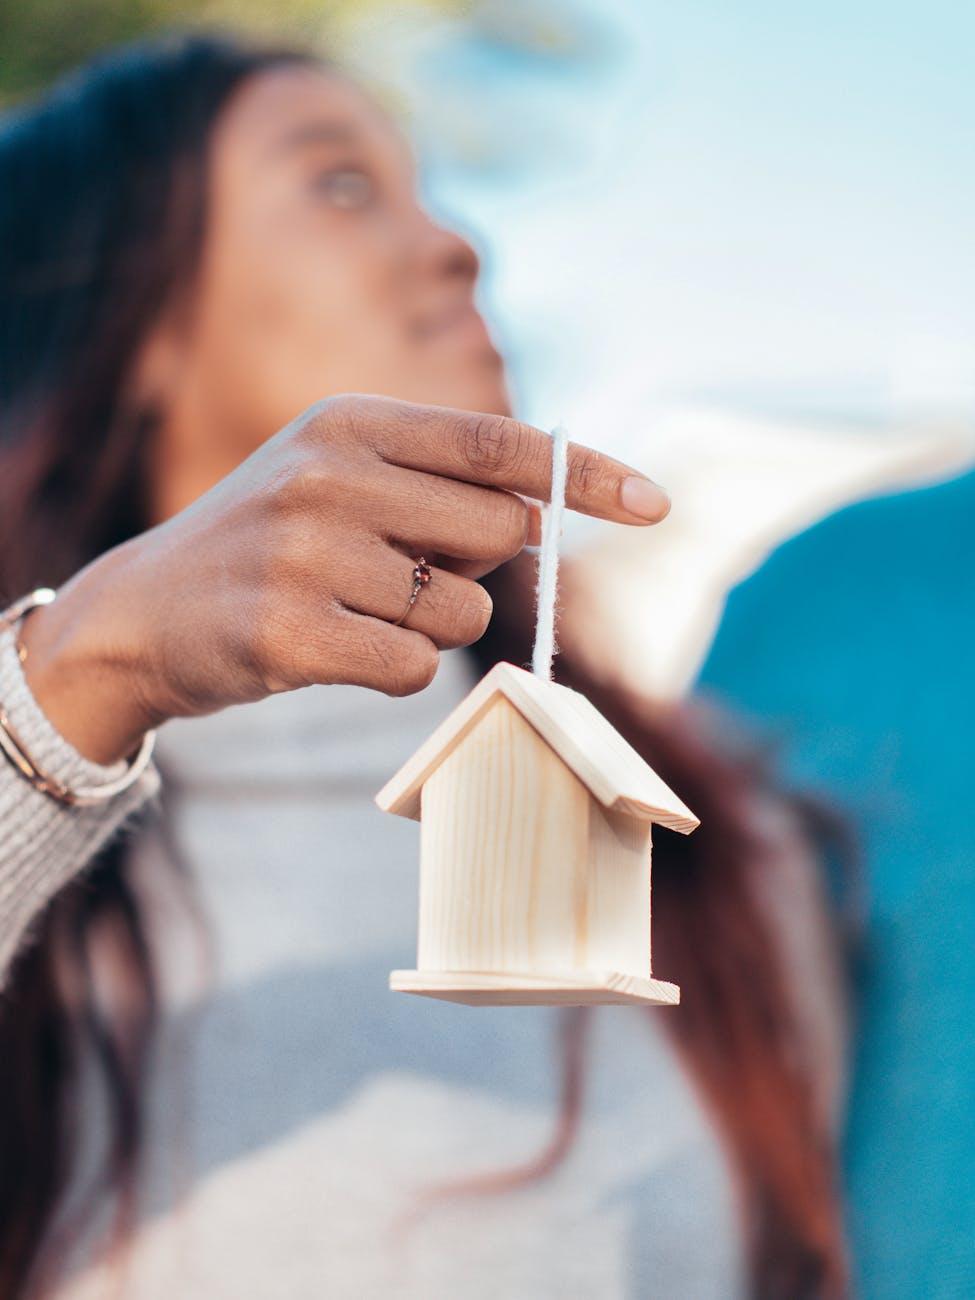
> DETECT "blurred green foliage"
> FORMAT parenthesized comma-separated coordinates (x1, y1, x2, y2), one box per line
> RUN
(0, 0, 464, 102)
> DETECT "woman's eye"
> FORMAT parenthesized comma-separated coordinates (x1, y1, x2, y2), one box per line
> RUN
(311, 168, 374, 209)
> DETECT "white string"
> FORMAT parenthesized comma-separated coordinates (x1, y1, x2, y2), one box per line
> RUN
(531, 424, 569, 680)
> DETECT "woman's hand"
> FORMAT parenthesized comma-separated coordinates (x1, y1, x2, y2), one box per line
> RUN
(18, 395, 669, 765)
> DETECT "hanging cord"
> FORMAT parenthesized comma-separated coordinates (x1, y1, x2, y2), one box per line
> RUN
(531, 424, 569, 680)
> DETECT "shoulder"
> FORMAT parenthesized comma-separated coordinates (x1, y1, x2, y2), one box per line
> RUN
(718, 467, 974, 637)
(698, 468, 975, 711)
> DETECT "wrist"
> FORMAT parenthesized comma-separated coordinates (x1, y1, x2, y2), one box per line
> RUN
(16, 544, 165, 765)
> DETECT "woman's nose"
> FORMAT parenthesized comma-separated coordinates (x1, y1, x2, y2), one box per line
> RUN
(418, 213, 481, 285)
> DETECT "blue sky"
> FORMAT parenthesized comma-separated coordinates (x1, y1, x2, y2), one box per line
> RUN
(409, 0, 975, 442)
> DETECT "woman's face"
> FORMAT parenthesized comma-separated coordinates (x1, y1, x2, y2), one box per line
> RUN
(152, 64, 511, 467)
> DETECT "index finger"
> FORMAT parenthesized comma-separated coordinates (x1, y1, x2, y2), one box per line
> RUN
(368, 400, 670, 524)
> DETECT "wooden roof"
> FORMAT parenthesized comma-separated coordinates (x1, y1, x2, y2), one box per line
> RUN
(375, 661, 699, 834)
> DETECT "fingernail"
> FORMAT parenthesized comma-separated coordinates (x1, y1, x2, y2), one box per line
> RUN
(621, 475, 670, 521)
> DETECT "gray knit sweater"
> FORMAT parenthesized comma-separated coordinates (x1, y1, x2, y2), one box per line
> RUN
(0, 622, 160, 983)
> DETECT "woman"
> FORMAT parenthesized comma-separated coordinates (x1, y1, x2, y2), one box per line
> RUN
(0, 34, 850, 1299)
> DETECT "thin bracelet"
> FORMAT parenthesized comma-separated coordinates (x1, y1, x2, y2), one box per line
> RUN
(0, 587, 157, 808)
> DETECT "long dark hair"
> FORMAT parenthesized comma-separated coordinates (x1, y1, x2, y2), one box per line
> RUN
(0, 34, 853, 1299)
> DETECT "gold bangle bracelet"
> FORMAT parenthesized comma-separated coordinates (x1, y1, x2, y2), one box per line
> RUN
(0, 587, 157, 808)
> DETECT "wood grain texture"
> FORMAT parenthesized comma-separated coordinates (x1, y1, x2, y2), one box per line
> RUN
(417, 696, 590, 973)
(375, 662, 699, 834)
(388, 969, 681, 1007)
(585, 802, 653, 977)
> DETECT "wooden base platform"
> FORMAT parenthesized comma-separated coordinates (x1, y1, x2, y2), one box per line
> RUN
(389, 969, 680, 1007)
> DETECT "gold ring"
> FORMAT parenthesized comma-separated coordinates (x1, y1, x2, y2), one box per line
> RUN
(393, 557, 432, 626)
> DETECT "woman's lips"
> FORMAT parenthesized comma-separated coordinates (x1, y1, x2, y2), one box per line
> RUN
(412, 302, 498, 353)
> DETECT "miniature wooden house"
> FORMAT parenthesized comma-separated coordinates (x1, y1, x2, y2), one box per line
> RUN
(375, 662, 699, 1007)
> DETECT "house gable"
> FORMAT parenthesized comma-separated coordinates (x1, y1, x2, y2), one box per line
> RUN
(376, 661, 699, 833)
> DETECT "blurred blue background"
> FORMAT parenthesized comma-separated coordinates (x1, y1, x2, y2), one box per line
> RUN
(377, 0, 975, 436)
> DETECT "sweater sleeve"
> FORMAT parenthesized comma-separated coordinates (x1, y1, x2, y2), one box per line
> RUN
(0, 622, 161, 988)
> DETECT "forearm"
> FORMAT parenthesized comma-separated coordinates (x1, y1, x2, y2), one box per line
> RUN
(0, 623, 160, 989)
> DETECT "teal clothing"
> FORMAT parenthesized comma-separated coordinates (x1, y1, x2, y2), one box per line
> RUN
(697, 469, 975, 1297)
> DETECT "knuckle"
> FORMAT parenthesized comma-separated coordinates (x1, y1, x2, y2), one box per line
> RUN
(259, 461, 304, 520)
(315, 392, 402, 453)
(262, 456, 332, 519)
(469, 493, 529, 565)
(385, 638, 440, 696)
(264, 515, 320, 590)
(376, 398, 418, 451)
(280, 454, 357, 521)
(301, 396, 337, 430)
(453, 583, 493, 642)
(346, 621, 390, 683)
(565, 446, 606, 504)
(461, 414, 523, 478)
(249, 599, 308, 694)
(307, 393, 361, 439)
(297, 456, 344, 502)
(495, 494, 531, 557)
